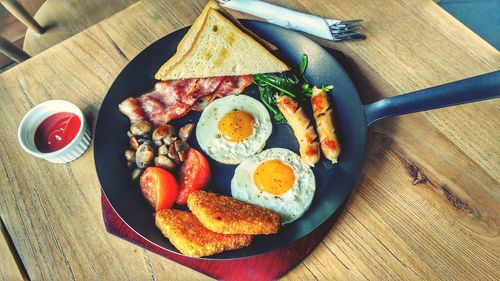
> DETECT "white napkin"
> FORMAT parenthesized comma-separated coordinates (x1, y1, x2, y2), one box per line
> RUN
(220, 0, 334, 40)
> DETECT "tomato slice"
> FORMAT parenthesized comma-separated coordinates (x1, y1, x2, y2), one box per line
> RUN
(140, 167, 179, 211)
(176, 148, 211, 205)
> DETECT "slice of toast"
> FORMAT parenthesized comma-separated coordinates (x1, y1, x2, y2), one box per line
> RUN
(155, 0, 276, 81)
(156, 8, 289, 80)
(155, 209, 252, 257)
(155, 0, 219, 80)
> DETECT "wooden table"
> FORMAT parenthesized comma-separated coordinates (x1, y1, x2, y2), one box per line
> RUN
(0, 0, 499, 280)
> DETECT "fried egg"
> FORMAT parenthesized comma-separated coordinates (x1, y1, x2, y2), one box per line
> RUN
(196, 95, 272, 164)
(231, 148, 315, 224)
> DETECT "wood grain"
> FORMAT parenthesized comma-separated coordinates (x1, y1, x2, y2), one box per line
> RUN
(0, 0, 498, 280)
(0, 219, 26, 281)
(23, 0, 138, 56)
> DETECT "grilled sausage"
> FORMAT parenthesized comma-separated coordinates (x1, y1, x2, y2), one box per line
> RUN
(275, 95, 320, 166)
(311, 87, 340, 163)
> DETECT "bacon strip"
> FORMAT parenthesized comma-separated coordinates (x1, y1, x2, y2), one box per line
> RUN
(191, 75, 253, 112)
(119, 75, 253, 125)
(118, 97, 144, 123)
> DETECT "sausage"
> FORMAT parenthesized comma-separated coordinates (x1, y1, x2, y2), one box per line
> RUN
(275, 95, 320, 166)
(311, 87, 340, 163)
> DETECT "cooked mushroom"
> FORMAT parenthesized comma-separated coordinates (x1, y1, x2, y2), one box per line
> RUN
(127, 130, 133, 138)
(174, 140, 190, 162)
(130, 120, 153, 136)
(158, 144, 169, 156)
(137, 138, 151, 145)
(124, 149, 135, 168)
(152, 124, 176, 146)
(155, 155, 177, 171)
(131, 168, 142, 181)
(178, 123, 195, 140)
(129, 136, 139, 150)
(168, 144, 180, 164)
(135, 142, 155, 168)
(124, 149, 135, 161)
(163, 134, 177, 146)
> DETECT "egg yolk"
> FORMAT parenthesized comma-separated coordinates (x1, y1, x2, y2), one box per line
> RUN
(218, 110, 254, 142)
(253, 160, 295, 195)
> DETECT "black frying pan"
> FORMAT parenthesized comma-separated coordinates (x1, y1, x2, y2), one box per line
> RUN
(94, 20, 500, 260)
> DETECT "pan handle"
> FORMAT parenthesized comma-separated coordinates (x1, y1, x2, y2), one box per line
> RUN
(363, 70, 500, 126)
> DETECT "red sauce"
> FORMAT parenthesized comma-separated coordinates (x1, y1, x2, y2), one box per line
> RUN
(35, 112, 81, 153)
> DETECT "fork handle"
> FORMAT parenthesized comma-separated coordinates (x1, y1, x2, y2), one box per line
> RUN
(220, 0, 334, 40)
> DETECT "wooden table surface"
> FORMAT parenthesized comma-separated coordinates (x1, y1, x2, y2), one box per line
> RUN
(0, 0, 499, 280)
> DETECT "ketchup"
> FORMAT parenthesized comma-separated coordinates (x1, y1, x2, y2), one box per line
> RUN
(35, 112, 81, 153)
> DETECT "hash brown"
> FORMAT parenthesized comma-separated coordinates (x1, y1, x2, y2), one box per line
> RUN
(155, 209, 252, 257)
(187, 190, 281, 235)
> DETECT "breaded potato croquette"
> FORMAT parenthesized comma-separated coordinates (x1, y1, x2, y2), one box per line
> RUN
(155, 209, 252, 257)
(187, 190, 281, 235)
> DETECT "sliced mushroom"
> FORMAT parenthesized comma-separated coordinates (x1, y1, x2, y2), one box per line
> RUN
(135, 142, 155, 168)
(179, 123, 195, 140)
(163, 134, 177, 146)
(168, 144, 180, 164)
(127, 130, 133, 138)
(152, 124, 176, 146)
(137, 138, 151, 145)
(130, 120, 153, 136)
(124, 149, 135, 168)
(155, 155, 177, 171)
(174, 140, 190, 162)
(131, 168, 142, 181)
(129, 136, 139, 150)
(124, 149, 135, 161)
(158, 144, 169, 156)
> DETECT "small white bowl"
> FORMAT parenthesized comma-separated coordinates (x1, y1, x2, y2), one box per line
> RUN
(18, 100, 91, 163)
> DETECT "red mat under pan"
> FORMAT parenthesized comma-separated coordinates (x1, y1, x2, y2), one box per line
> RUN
(101, 194, 342, 280)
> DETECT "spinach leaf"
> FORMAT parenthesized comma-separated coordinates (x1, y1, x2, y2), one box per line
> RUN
(253, 54, 333, 121)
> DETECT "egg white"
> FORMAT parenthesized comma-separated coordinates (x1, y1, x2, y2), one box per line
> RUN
(196, 95, 272, 164)
(231, 148, 316, 224)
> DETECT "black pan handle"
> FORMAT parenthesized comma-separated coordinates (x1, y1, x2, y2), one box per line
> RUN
(363, 70, 500, 126)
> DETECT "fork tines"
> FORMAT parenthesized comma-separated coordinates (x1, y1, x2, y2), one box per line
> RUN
(329, 19, 365, 41)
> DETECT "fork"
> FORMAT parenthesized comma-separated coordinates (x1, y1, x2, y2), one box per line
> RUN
(216, 0, 366, 41)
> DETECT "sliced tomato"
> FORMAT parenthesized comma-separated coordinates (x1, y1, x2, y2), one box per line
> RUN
(176, 148, 211, 205)
(140, 167, 179, 211)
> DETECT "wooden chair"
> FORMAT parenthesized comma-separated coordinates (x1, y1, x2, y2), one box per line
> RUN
(0, 0, 44, 63)
(23, 0, 138, 56)
(0, 0, 138, 64)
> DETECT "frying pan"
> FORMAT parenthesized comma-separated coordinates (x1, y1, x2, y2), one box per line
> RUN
(94, 20, 500, 260)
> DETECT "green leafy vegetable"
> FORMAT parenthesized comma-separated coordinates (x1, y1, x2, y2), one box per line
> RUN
(299, 54, 308, 75)
(253, 54, 333, 121)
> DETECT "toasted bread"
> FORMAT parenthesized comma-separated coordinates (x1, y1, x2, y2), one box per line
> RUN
(155, 209, 252, 257)
(187, 191, 281, 235)
(155, 0, 276, 81)
(156, 8, 289, 80)
(155, 0, 220, 80)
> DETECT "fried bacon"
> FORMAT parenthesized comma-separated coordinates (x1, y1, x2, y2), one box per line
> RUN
(191, 75, 254, 112)
(275, 95, 320, 166)
(119, 75, 253, 126)
(311, 87, 340, 163)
